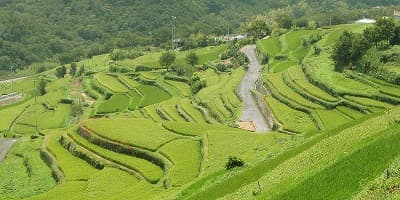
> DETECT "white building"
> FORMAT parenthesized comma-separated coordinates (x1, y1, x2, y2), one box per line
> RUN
(355, 18, 376, 24)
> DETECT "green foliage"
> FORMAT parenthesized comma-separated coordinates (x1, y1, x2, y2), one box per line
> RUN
(159, 51, 176, 71)
(186, 52, 199, 67)
(55, 66, 67, 78)
(70, 63, 77, 76)
(190, 73, 206, 94)
(38, 79, 47, 96)
(225, 156, 245, 170)
(332, 31, 353, 72)
(246, 16, 272, 39)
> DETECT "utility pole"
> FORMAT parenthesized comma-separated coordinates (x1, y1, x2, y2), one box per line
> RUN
(172, 16, 177, 51)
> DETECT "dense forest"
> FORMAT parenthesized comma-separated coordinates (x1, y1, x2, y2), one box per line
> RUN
(0, 0, 399, 73)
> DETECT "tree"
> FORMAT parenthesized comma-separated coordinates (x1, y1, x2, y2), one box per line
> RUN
(246, 17, 272, 39)
(350, 34, 370, 65)
(375, 17, 395, 45)
(78, 66, 85, 76)
(70, 62, 77, 76)
(186, 52, 199, 67)
(363, 26, 381, 48)
(279, 15, 293, 29)
(332, 31, 353, 72)
(159, 51, 176, 71)
(38, 79, 46, 96)
(55, 66, 67, 78)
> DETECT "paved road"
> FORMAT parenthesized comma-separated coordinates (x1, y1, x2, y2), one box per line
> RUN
(0, 139, 16, 163)
(238, 45, 270, 132)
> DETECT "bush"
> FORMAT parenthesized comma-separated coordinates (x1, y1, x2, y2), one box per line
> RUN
(190, 73, 206, 94)
(135, 65, 153, 72)
(216, 63, 227, 72)
(225, 156, 244, 170)
(60, 98, 74, 104)
(164, 73, 189, 83)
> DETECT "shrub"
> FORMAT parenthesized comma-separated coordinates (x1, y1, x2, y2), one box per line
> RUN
(225, 156, 245, 170)
(190, 73, 206, 94)
(60, 98, 73, 104)
(135, 65, 153, 72)
(55, 66, 67, 78)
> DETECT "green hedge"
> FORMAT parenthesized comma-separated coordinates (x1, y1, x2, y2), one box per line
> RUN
(77, 126, 168, 172)
(59, 135, 104, 169)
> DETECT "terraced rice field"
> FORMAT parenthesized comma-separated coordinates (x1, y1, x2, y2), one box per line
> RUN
(2, 23, 400, 200)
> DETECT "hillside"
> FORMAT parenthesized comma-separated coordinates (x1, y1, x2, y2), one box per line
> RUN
(1, 0, 399, 75)
(0, 21, 400, 199)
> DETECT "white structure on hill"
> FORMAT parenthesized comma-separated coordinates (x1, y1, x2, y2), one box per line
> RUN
(394, 11, 400, 19)
(355, 18, 376, 24)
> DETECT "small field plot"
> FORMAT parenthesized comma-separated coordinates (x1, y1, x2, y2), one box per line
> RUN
(315, 109, 350, 130)
(304, 54, 379, 97)
(81, 118, 177, 150)
(344, 96, 394, 109)
(287, 66, 338, 102)
(257, 37, 282, 58)
(265, 96, 316, 133)
(97, 94, 130, 114)
(266, 72, 324, 109)
(179, 99, 207, 123)
(159, 139, 201, 186)
(336, 106, 365, 119)
(68, 130, 163, 183)
(0, 139, 56, 199)
(159, 98, 187, 122)
(137, 84, 171, 107)
(128, 90, 142, 110)
(94, 73, 129, 93)
(165, 80, 191, 97)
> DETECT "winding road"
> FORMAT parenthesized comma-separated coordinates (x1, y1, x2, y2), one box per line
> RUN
(237, 45, 270, 132)
(0, 139, 16, 163)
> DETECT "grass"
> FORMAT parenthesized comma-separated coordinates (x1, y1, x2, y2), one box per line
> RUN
(159, 139, 201, 186)
(117, 44, 228, 69)
(257, 37, 282, 58)
(128, 90, 142, 110)
(266, 72, 325, 109)
(186, 106, 397, 200)
(137, 84, 171, 107)
(336, 106, 365, 119)
(68, 130, 163, 183)
(344, 95, 394, 109)
(165, 80, 191, 97)
(275, 125, 400, 200)
(0, 138, 56, 199)
(287, 66, 338, 102)
(265, 96, 316, 133)
(178, 99, 207, 123)
(159, 98, 187, 122)
(315, 109, 350, 130)
(42, 129, 99, 180)
(81, 118, 177, 151)
(97, 94, 130, 114)
(94, 73, 129, 93)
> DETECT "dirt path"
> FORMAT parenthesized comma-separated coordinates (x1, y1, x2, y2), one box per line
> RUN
(0, 139, 16, 163)
(237, 45, 270, 132)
